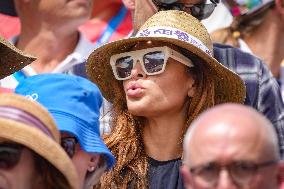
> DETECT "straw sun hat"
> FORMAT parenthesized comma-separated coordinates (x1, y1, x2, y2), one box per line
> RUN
(87, 10, 246, 105)
(0, 93, 79, 189)
(0, 36, 36, 79)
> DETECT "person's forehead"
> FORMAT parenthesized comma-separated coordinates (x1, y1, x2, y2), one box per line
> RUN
(188, 122, 266, 164)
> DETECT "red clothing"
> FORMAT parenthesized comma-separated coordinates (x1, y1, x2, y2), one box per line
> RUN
(0, 13, 20, 39)
(79, 5, 132, 44)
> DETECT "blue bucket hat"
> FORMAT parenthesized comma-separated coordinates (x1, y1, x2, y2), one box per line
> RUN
(15, 73, 115, 169)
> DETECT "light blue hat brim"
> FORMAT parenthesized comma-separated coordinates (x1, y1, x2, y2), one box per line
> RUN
(51, 111, 115, 169)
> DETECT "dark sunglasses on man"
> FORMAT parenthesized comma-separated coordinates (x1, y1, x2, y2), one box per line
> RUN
(152, 0, 219, 20)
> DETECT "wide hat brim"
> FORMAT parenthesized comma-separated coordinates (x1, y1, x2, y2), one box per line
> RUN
(87, 36, 246, 105)
(0, 94, 79, 189)
(0, 37, 36, 79)
(52, 112, 116, 169)
(0, 119, 79, 189)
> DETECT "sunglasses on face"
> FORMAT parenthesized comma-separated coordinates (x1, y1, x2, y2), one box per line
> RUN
(152, 0, 218, 20)
(189, 160, 277, 187)
(110, 46, 194, 80)
(61, 137, 78, 158)
(0, 143, 24, 170)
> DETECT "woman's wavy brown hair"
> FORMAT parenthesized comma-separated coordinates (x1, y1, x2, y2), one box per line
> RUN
(98, 49, 216, 189)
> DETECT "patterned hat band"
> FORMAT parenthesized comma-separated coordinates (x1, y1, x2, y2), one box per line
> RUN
(136, 26, 213, 56)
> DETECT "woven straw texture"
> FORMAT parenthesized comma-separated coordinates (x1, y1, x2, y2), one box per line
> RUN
(0, 94, 79, 189)
(0, 36, 36, 79)
(87, 10, 246, 105)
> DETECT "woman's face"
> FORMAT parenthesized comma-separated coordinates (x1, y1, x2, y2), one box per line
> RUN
(0, 144, 40, 189)
(61, 133, 100, 189)
(122, 41, 196, 117)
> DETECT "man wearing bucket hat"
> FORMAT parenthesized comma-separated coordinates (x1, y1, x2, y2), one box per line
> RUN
(0, 93, 79, 189)
(0, 35, 35, 80)
(86, 10, 245, 188)
(124, 0, 284, 158)
(211, 0, 284, 98)
(15, 74, 115, 189)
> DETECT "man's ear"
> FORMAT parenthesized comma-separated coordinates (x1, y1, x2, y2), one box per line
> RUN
(275, 0, 284, 15)
(180, 165, 194, 189)
(87, 154, 100, 172)
(122, 0, 135, 10)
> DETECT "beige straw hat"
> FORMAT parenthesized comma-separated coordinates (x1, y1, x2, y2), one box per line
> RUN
(87, 10, 246, 105)
(0, 36, 36, 79)
(0, 93, 79, 189)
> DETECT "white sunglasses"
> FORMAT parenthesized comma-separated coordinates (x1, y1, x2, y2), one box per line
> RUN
(110, 46, 194, 80)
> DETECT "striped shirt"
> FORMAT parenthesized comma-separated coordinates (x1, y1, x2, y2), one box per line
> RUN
(213, 43, 284, 157)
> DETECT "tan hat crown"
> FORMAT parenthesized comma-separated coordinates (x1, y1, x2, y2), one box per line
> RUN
(136, 10, 213, 56)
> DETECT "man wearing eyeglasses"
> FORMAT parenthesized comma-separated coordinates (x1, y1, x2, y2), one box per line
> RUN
(181, 103, 284, 189)
(124, 0, 284, 158)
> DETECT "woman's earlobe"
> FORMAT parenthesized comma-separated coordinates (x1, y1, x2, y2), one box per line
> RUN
(88, 154, 100, 172)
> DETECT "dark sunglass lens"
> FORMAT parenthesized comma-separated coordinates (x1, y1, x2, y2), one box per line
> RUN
(115, 56, 133, 79)
(191, 4, 216, 20)
(143, 51, 165, 74)
(61, 138, 77, 158)
(0, 144, 23, 169)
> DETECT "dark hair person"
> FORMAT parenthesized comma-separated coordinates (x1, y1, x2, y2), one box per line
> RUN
(87, 10, 245, 189)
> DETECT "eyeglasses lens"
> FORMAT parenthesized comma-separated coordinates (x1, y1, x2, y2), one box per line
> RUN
(143, 51, 165, 73)
(0, 143, 23, 169)
(61, 137, 78, 158)
(115, 56, 133, 79)
(229, 162, 256, 185)
(192, 162, 258, 187)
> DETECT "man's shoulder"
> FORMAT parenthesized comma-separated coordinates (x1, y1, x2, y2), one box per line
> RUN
(213, 43, 262, 69)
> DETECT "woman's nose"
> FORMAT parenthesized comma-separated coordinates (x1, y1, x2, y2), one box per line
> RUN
(130, 60, 146, 79)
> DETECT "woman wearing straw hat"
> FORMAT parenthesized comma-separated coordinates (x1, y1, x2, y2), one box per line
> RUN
(87, 10, 246, 189)
(0, 93, 79, 189)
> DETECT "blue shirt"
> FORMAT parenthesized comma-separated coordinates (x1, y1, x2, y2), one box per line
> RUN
(213, 43, 284, 157)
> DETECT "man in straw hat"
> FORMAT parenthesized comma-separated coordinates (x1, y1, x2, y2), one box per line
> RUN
(123, 0, 284, 158)
(0, 35, 35, 80)
(0, 93, 79, 189)
(86, 10, 245, 188)
(15, 74, 115, 189)
(182, 103, 284, 189)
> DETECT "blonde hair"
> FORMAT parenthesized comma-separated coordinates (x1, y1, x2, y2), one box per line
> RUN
(97, 52, 216, 189)
(211, 7, 271, 47)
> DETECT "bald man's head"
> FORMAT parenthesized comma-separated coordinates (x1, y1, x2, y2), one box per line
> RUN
(181, 103, 282, 189)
